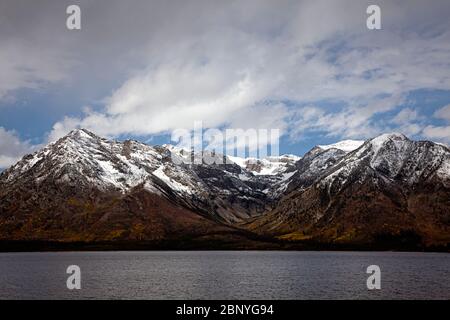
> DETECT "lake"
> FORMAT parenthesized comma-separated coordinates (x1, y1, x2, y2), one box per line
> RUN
(0, 251, 448, 299)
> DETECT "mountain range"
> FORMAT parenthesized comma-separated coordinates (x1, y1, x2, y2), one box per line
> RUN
(0, 129, 449, 251)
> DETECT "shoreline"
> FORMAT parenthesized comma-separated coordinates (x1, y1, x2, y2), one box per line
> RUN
(1, 240, 448, 253)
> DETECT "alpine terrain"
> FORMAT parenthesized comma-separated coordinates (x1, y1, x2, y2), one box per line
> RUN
(0, 129, 449, 250)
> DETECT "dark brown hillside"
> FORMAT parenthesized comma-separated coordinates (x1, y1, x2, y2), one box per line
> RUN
(1, 130, 449, 250)
(245, 171, 450, 247)
(0, 175, 241, 242)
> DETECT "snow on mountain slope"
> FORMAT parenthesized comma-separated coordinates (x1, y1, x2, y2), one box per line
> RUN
(227, 154, 300, 175)
(272, 139, 364, 194)
(318, 140, 364, 152)
(2, 129, 449, 226)
(319, 133, 450, 192)
(282, 146, 347, 194)
(2, 129, 450, 246)
(0, 129, 286, 222)
(437, 159, 450, 180)
(2, 129, 165, 192)
(162, 143, 297, 176)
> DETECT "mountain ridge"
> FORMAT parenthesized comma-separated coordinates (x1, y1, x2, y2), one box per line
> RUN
(1, 129, 449, 250)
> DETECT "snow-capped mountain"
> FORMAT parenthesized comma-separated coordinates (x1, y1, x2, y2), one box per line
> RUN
(228, 154, 300, 176)
(0, 129, 289, 225)
(318, 140, 365, 152)
(247, 133, 450, 247)
(0, 129, 449, 248)
(2, 129, 162, 191)
(320, 133, 450, 193)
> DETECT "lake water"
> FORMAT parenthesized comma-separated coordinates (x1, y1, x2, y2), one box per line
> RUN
(0, 251, 448, 299)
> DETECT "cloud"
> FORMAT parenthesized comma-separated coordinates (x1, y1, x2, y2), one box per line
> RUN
(44, 0, 450, 144)
(0, 0, 79, 101)
(0, 40, 74, 101)
(434, 104, 450, 121)
(422, 104, 450, 143)
(1, 0, 450, 150)
(389, 108, 423, 136)
(392, 108, 419, 125)
(289, 94, 407, 140)
(0, 127, 38, 169)
(422, 125, 450, 142)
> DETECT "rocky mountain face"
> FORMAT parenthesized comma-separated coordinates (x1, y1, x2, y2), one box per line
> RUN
(246, 133, 450, 247)
(0, 129, 449, 248)
(0, 129, 296, 242)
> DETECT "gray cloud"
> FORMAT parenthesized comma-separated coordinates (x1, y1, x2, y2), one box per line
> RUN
(423, 104, 450, 143)
(1, 0, 450, 149)
(434, 104, 450, 121)
(0, 127, 38, 169)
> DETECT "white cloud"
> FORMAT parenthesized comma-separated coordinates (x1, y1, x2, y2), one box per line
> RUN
(47, 0, 450, 144)
(0, 127, 38, 169)
(389, 108, 423, 136)
(434, 104, 450, 121)
(422, 104, 450, 143)
(1, 0, 449, 146)
(392, 108, 418, 125)
(289, 94, 407, 141)
(422, 125, 450, 143)
(0, 40, 75, 101)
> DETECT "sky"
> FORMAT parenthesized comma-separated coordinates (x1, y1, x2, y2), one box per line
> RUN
(1, 0, 450, 169)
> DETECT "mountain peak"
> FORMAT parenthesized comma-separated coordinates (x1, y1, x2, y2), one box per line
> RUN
(54, 128, 105, 149)
(1, 128, 449, 246)
(371, 132, 408, 143)
(367, 132, 410, 153)
(65, 128, 98, 140)
(318, 140, 365, 152)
